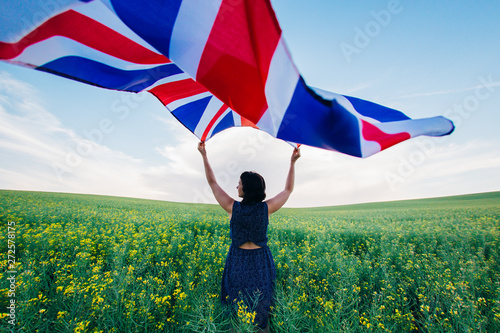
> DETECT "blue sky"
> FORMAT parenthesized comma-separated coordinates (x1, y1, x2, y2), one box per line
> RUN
(0, 0, 499, 207)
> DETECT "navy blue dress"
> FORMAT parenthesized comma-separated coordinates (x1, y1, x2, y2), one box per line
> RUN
(221, 201, 276, 329)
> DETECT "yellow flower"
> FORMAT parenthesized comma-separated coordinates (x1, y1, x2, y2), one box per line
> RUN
(57, 311, 67, 319)
(74, 321, 89, 333)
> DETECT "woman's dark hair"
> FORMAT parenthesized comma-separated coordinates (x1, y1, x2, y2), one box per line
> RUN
(240, 171, 266, 205)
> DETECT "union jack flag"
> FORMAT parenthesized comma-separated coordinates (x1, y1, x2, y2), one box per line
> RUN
(0, 0, 454, 157)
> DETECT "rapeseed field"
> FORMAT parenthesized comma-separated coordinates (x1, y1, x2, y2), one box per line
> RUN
(1, 190, 499, 332)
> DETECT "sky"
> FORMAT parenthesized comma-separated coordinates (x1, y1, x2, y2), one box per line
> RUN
(0, 0, 499, 207)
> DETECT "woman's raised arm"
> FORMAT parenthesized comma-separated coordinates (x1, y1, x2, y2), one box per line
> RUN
(198, 142, 234, 214)
(266, 147, 300, 215)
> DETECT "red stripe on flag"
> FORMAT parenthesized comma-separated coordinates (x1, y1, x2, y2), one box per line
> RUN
(201, 104, 230, 141)
(0, 10, 169, 65)
(149, 79, 208, 105)
(196, 0, 281, 124)
(361, 120, 411, 151)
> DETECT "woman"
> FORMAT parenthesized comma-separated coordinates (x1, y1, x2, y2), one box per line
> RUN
(198, 142, 300, 331)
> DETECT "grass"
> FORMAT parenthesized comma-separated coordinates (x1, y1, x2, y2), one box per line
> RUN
(1, 190, 499, 332)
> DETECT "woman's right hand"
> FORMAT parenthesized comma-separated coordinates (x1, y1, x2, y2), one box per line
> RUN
(198, 141, 207, 156)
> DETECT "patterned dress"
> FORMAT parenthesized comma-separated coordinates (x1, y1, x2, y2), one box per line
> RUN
(221, 201, 276, 329)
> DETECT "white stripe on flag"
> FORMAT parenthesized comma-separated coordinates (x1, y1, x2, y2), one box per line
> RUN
(359, 132, 382, 157)
(260, 37, 300, 136)
(170, 0, 223, 78)
(376, 116, 454, 137)
(232, 111, 242, 127)
(164, 91, 213, 111)
(193, 96, 225, 138)
(10, 36, 168, 70)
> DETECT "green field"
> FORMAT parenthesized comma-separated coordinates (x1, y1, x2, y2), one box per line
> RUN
(1, 190, 499, 332)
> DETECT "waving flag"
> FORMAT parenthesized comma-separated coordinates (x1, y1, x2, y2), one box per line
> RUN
(0, 0, 255, 142)
(0, 0, 454, 157)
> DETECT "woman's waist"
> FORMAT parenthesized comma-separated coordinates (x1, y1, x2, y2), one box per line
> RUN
(238, 241, 263, 250)
(229, 242, 270, 254)
(232, 238, 268, 248)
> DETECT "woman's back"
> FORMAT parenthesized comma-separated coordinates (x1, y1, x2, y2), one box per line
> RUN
(230, 201, 269, 248)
